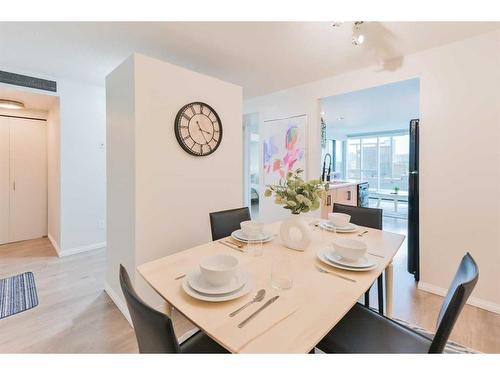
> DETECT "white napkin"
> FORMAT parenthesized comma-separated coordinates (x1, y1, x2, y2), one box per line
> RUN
(211, 294, 300, 352)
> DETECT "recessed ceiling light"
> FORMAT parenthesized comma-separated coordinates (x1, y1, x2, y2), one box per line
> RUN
(337, 116, 344, 121)
(0, 99, 25, 110)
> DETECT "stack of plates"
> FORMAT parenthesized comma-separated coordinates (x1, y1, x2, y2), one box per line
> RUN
(319, 221, 357, 233)
(317, 249, 377, 271)
(231, 229, 274, 243)
(182, 269, 253, 302)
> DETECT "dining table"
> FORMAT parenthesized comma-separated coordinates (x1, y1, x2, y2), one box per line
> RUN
(137, 220, 405, 353)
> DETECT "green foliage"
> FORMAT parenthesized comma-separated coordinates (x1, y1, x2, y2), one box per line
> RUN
(264, 169, 327, 215)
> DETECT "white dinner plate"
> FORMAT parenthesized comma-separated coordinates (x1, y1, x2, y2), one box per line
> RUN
(319, 222, 357, 233)
(231, 229, 274, 243)
(182, 275, 254, 302)
(324, 250, 376, 269)
(317, 250, 378, 272)
(187, 269, 247, 295)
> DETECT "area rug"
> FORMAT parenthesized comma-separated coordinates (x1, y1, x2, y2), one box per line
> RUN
(394, 318, 480, 353)
(0, 271, 39, 319)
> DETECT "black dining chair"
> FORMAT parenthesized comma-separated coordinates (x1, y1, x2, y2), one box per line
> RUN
(333, 203, 384, 313)
(316, 253, 479, 353)
(209, 207, 251, 241)
(119, 265, 229, 353)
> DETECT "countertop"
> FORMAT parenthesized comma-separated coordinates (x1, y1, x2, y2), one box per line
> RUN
(324, 180, 365, 190)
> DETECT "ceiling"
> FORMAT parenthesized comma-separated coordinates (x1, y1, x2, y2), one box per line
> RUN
(321, 78, 420, 138)
(0, 22, 498, 98)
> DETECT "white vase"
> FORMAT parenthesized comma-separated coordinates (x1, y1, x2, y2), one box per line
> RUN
(280, 213, 312, 252)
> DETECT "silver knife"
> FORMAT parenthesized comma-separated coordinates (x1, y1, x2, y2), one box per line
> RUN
(237, 295, 280, 328)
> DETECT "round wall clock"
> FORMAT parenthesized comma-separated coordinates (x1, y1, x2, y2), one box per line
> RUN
(174, 102, 223, 156)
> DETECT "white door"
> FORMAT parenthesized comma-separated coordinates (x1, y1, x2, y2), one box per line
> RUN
(0, 117, 47, 244)
(9, 118, 47, 242)
(0, 120, 9, 244)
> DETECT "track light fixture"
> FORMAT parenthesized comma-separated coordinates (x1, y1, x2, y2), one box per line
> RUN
(331, 21, 366, 46)
(352, 21, 365, 46)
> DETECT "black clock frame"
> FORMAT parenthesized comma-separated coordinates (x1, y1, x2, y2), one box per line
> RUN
(174, 101, 223, 157)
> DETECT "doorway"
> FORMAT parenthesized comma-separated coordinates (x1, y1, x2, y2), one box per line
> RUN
(243, 113, 260, 219)
(0, 116, 47, 244)
(319, 78, 420, 278)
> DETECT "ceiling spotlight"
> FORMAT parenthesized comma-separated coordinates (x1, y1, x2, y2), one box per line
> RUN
(352, 21, 365, 46)
(0, 99, 25, 110)
(332, 22, 344, 28)
(337, 116, 345, 121)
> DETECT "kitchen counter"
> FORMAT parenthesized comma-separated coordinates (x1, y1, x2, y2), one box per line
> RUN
(320, 180, 367, 219)
(324, 180, 360, 190)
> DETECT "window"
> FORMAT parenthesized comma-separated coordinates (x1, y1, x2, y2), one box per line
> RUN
(347, 139, 361, 180)
(345, 132, 409, 192)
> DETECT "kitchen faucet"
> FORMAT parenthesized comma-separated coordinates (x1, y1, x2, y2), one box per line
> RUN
(321, 153, 332, 182)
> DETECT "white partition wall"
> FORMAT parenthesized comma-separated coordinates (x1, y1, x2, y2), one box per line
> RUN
(106, 54, 243, 315)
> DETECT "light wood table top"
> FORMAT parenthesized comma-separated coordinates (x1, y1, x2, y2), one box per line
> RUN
(137, 221, 405, 353)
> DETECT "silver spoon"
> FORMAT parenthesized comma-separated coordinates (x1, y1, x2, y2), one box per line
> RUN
(229, 289, 266, 317)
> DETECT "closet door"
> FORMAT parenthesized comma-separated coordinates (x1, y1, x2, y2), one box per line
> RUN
(9, 118, 47, 242)
(0, 119, 9, 244)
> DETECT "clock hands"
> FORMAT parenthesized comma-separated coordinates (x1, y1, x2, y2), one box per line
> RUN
(197, 123, 212, 135)
(196, 121, 210, 144)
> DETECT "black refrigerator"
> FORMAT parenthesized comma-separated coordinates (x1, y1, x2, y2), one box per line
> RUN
(407, 119, 420, 280)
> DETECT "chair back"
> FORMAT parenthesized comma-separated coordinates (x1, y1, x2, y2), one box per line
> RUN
(119, 265, 180, 353)
(209, 207, 251, 241)
(333, 203, 383, 230)
(429, 253, 479, 353)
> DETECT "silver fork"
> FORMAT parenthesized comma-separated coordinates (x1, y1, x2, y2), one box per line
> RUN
(315, 265, 356, 282)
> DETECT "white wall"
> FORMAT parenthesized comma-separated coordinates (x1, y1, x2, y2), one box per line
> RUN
(47, 100, 61, 248)
(106, 53, 243, 311)
(244, 30, 500, 312)
(104, 56, 136, 319)
(58, 79, 107, 254)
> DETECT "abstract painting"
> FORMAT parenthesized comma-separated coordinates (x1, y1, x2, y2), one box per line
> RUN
(263, 115, 306, 186)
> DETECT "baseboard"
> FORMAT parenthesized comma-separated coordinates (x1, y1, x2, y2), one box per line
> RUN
(418, 281, 500, 314)
(104, 282, 132, 326)
(57, 241, 107, 257)
(47, 233, 62, 256)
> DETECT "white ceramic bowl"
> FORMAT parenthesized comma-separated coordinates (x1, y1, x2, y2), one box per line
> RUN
(328, 213, 351, 228)
(240, 220, 264, 238)
(199, 254, 239, 286)
(331, 238, 367, 261)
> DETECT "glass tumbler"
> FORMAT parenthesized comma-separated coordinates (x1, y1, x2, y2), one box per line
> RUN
(246, 238, 263, 257)
(271, 252, 293, 290)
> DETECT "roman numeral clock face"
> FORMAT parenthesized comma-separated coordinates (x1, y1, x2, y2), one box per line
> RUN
(174, 102, 222, 156)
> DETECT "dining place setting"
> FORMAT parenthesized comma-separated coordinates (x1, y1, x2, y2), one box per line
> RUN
(315, 212, 384, 275)
(177, 219, 297, 334)
(217, 220, 275, 254)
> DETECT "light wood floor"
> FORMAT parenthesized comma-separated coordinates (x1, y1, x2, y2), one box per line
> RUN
(0, 230, 499, 353)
